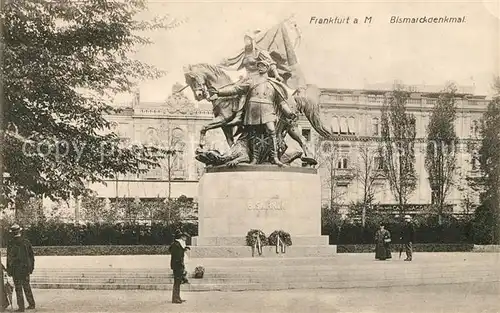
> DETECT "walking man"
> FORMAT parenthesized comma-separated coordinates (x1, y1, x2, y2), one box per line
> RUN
(400, 215, 416, 261)
(169, 232, 190, 304)
(6, 224, 35, 312)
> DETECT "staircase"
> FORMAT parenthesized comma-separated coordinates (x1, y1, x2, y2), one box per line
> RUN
(28, 253, 500, 291)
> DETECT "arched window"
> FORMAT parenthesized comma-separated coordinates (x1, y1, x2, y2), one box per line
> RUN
(332, 116, 340, 134)
(372, 117, 379, 136)
(170, 128, 186, 178)
(339, 116, 348, 134)
(337, 157, 348, 169)
(145, 128, 159, 146)
(471, 120, 480, 137)
(347, 117, 356, 135)
(322, 141, 333, 153)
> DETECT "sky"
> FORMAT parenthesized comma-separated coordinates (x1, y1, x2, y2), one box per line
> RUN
(114, 0, 500, 104)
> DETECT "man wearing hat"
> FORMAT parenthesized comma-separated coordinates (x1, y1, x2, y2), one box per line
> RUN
(209, 59, 297, 166)
(168, 231, 190, 304)
(400, 215, 416, 261)
(6, 224, 35, 311)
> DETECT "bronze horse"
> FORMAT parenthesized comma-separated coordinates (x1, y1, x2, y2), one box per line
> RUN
(183, 63, 327, 165)
(183, 64, 243, 149)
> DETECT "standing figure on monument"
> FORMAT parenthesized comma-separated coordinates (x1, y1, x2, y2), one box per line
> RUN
(209, 60, 296, 166)
(6, 225, 36, 312)
(168, 232, 190, 304)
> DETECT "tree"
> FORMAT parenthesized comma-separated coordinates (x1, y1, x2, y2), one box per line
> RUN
(81, 194, 118, 224)
(0, 0, 181, 206)
(424, 84, 459, 224)
(380, 85, 417, 216)
(314, 138, 348, 212)
(353, 142, 383, 226)
(477, 77, 500, 243)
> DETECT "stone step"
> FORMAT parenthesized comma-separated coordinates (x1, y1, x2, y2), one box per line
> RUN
(21, 253, 500, 291)
(30, 274, 500, 291)
(30, 267, 498, 284)
(188, 245, 337, 258)
(192, 236, 329, 246)
(31, 262, 486, 277)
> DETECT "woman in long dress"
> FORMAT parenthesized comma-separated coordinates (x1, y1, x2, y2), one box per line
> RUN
(375, 223, 392, 260)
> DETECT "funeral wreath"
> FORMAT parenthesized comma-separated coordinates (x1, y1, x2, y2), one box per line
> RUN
(246, 229, 268, 246)
(268, 230, 292, 246)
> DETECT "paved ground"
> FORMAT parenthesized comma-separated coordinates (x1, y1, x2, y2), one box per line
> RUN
(3, 282, 499, 313)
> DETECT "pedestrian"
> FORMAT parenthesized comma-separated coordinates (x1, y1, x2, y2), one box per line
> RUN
(6, 224, 35, 312)
(400, 215, 416, 261)
(374, 223, 392, 260)
(168, 231, 190, 304)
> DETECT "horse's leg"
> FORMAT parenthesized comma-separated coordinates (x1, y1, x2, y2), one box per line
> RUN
(199, 116, 234, 148)
(287, 125, 311, 157)
(221, 126, 235, 147)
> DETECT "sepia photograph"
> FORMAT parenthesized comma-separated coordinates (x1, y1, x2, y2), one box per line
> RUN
(0, 0, 499, 312)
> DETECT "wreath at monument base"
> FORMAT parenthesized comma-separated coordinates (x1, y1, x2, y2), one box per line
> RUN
(268, 230, 292, 246)
(245, 229, 268, 246)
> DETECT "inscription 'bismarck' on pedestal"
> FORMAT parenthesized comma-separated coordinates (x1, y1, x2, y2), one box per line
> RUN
(247, 198, 285, 211)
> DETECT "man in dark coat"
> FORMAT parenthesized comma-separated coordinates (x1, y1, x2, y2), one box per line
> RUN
(400, 215, 416, 261)
(169, 232, 190, 304)
(6, 224, 35, 312)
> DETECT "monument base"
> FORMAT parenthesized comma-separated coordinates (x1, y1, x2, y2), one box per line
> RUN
(192, 165, 335, 258)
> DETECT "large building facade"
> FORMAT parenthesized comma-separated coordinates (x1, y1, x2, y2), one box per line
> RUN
(89, 83, 489, 216)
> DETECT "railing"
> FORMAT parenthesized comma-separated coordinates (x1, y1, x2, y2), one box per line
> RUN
(321, 94, 489, 107)
(134, 108, 213, 116)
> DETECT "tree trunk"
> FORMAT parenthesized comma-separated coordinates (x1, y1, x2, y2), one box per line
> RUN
(361, 205, 366, 227)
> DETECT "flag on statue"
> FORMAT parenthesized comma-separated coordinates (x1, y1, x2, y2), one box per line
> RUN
(219, 17, 307, 91)
(219, 17, 337, 139)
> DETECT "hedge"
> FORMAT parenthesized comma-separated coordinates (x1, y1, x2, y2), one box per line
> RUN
(0, 245, 172, 256)
(323, 221, 474, 245)
(336, 243, 475, 253)
(0, 222, 198, 248)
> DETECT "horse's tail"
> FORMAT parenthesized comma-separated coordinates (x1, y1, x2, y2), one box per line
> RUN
(293, 84, 335, 138)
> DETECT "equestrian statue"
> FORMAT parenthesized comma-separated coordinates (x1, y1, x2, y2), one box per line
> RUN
(183, 24, 334, 168)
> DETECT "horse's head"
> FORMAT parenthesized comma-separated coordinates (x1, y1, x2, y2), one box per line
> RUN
(183, 64, 232, 101)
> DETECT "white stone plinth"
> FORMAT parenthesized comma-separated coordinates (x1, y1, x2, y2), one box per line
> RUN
(196, 165, 322, 239)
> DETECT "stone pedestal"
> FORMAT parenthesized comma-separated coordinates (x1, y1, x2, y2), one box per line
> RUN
(190, 165, 335, 258)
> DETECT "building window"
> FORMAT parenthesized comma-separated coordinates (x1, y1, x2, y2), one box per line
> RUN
(374, 156, 384, 170)
(347, 117, 356, 135)
(322, 141, 333, 153)
(332, 116, 340, 134)
(302, 128, 311, 141)
(372, 118, 379, 136)
(471, 153, 479, 171)
(339, 116, 348, 135)
(337, 157, 348, 169)
(471, 120, 480, 138)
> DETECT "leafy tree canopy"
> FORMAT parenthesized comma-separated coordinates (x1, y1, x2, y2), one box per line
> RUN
(1, 0, 179, 203)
